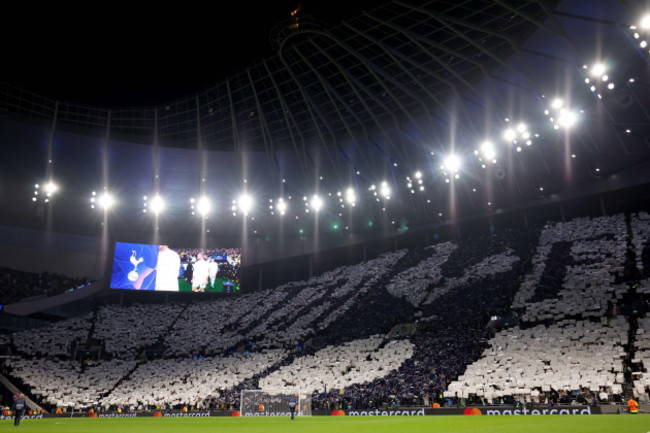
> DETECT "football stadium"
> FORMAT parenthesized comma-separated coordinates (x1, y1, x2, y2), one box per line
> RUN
(2, 1, 650, 432)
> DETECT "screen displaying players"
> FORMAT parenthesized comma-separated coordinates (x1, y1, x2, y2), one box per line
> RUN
(110, 242, 241, 293)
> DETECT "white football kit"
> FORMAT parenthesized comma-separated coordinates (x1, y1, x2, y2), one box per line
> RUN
(208, 261, 219, 287)
(155, 248, 181, 291)
(192, 259, 210, 289)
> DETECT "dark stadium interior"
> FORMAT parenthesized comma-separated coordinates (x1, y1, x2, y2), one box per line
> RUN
(2, 0, 650, 423)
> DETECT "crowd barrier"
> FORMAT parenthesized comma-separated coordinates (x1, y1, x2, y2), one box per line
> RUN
(3, 404, 642, 419)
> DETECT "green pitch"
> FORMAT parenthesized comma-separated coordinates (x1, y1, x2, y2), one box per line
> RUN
(177, 278, 239, 293)
(2, 415, 649, 433)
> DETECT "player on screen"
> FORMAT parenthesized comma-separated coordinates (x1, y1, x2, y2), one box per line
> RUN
(208, 258, 219, 289)
(155, 245, 181, 291)
(288, 394, 297, 420)
(192, 253, 209, 292)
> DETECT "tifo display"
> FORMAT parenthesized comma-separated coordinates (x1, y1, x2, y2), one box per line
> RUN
(110, 243, 241, 293)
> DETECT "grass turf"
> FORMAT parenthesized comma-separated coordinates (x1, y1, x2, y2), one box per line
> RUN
(2, 415, 649, 433)
(177, 278, 239, 293)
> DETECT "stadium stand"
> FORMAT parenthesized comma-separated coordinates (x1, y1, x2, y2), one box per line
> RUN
(446, 318, 628, 402)
(2, 213, 650, 412)
(12, 315, 92, 358)
(632, 317, 650, 401)
(0, 268, 91, 304)
(632, 213, 650, 277)
(5, 358, 137, 410)
(259, 336, 414, 391)
(512, 215, 628, 323)
(93, 303, 186, 359)
(103, 351, 285, 410)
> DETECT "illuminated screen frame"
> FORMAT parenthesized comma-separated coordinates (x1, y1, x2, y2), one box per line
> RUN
(109, 242, 241, 293)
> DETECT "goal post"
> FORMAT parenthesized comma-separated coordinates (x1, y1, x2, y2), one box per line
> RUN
(239, 389, 312, 417)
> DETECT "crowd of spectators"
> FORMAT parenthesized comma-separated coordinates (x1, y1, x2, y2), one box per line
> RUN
(446, 318, 628, 404)
(173, 247, 241, 287)
(2, 214, 650, 412)
(0, 268, 91, 304)
(93, 303, 186, 358)
(512, 215, 627, 323)
(174, 247, 241, 266)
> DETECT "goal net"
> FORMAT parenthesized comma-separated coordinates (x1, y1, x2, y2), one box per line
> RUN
(240, 389, 312, 417)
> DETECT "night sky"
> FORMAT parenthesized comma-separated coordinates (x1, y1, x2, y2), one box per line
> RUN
(1, 1, 379, 108)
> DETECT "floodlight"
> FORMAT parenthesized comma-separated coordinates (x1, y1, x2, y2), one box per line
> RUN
(414, 171, 422, 179)
(480, 141, 496, 161)
(44, 182, 58, 197)
(557, 109, 578, 128)
(197, 196, 211, 216)
(641, 15, 650, 29)
(345, 187, 356, 205)
(276, 199, 287, 215)
(151, 195, 165, 215)
(443, 155, 461, 173)
(310, 195, 323, 212)
(590, 63, 605, 78)
(551, 98, 563, 110)
(238, 194, 253, 214)
(98, 192, 115, 210)
(503, 129, 516, 141)
(380, 181, 390, 199)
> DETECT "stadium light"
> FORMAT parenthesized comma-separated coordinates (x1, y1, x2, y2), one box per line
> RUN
(551, 98, 564, 110)
(480, 141, 496, 161)
(44, 181, 58, 197)
(91, 191, 115, 210)
(238, 194, 253, 215)
(34, 181, 58, 203)
(150, 195, 165, 215)
(380, 181, 390, 200)
(196, 196, 211, 217)
(99, 193, 115, 210)
(642, 15, 650, 29)
(442, 155, 461, 173)
(414, 171, 422, 180)
(503, 128, 516, 142)
(345, 187, 356, 206)
(557, 109, 578, 129)
(590, 63, 606, 79)
(276, 198, 287, 215)
(310, 195, 323, 212)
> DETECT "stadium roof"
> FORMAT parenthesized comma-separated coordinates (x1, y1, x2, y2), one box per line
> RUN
(1, 0, 650, 246)
(2, 0, 559, 150)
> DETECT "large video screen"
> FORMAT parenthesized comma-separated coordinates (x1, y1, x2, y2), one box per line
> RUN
(110, 243, 241, 293)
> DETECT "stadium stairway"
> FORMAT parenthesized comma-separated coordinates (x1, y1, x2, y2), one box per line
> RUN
(158, 304, 190, 358)
(0, 373, 46, 413)
(86, 309, 98, 346)
(71, 309, 102, 363)
(620, 214, 642, 283)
